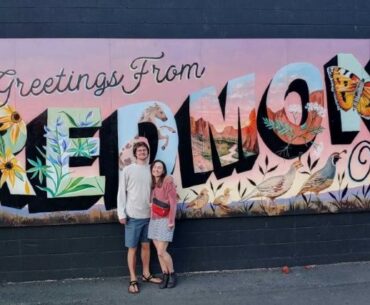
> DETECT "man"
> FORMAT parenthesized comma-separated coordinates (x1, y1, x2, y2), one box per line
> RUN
(117, 141, 161, 294)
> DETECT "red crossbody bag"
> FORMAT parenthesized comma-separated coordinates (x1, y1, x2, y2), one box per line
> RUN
(152, 189, 170, 217)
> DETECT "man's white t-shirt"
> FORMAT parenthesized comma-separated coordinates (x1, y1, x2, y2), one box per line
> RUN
(117, 163, 152, 220)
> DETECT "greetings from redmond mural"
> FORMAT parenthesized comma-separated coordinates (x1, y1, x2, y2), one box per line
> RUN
(0, 39, 369, 226)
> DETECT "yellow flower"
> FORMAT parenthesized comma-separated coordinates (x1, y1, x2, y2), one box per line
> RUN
(0, 149, 25, 187)
(0, 105, 26, 144)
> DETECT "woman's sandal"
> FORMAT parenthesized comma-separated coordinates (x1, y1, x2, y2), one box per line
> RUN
(128, 280, 140, 294)
(142, 273, 162, 284)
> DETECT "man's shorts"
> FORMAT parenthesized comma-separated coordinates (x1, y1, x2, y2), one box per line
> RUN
(124, 217, 150, 248)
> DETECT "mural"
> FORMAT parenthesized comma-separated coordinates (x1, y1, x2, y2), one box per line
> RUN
(0, 39, 369, 226)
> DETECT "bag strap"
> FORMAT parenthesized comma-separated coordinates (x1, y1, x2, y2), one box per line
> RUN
(153, 197, 170, 208)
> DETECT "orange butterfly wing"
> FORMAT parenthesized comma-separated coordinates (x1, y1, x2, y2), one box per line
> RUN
(357, 82, 370, 118)
(328, 67, 359, 111)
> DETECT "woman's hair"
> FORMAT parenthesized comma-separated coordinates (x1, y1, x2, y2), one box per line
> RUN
(151, 159, 167, 189)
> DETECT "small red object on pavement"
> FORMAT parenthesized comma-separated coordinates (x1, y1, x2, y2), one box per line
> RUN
(282, 265, 290, 274)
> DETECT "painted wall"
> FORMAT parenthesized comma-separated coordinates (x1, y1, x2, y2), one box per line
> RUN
(1, 0, 370, 282)
(0, 39, 369, 226)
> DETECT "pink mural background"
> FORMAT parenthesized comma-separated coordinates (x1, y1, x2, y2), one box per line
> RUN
(0, 39, 369, 225)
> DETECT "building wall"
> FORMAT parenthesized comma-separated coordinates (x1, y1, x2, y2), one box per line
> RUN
(0, 0, 369, 38)
(0, 0, 370, 282)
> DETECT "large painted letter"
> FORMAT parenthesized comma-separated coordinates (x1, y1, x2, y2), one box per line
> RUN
(258, 63, 325, 159)
(176, 75, 259, 187)
(0, 104, 35, 199)
(24, 110, 104, 213)
(117, 101, 178, 173)
(43, 108, 105, 198)
(324, 53, 370, 144)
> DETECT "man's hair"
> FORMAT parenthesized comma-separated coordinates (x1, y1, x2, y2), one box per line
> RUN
(133, 141, 149, 158)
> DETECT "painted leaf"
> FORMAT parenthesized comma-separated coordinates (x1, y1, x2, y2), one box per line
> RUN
(14, 171, 24, 181)
(341, 184, 348, 200)
(86, 111, 93, 120)
(267, 165, 278, 173)
(258, 165, 264, 175)
(50, 144, 60, 154)
(27, 158, 38, 167)
(27, 166, 39, 174)
(38, 171, 44, 184)
(59, 111, 78, 127)
(311, 159, 319, 170)
(61, 139, 68, 151)
(43, 171, 53, 180)
(65, 177, 84, 190)
(328, 192, 337, 201)
(241, 188, 247, 198)
(60, 172, 70, 180)
(36, 146, 46, 159)
(191, 189, 199, 196)
(307, 153, 311, 169)
(30, 171, 38, 179)
(216, 183, 224, 191)
(36, 185, 55, 196)
(47, 155, 59, 165)
(366, 185, 370, 197)
(247, 178, 256, 186)
(58, 183, 95, 195)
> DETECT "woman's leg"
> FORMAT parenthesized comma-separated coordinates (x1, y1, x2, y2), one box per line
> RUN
(154, 240, 174, 273)
(155, 240, 177, 288)
(153, 240, 169, 273)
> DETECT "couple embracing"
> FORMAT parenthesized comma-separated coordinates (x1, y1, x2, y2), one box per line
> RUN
(117, 141, 177, 294)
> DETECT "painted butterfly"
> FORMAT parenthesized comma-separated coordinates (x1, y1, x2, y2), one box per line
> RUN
(327, 66, 370, 119)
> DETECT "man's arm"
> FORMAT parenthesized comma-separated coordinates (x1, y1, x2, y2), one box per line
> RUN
(117, 169, 128, 224)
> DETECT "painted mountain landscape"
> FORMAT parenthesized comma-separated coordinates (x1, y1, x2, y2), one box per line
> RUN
(191, 109, 258, 172)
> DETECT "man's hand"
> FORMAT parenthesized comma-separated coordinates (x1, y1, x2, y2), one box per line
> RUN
(119, 218, 127, 225)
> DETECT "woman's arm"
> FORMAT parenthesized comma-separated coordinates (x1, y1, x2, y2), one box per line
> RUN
(164, 176, 178, 227)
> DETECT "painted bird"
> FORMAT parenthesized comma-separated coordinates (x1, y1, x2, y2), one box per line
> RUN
(213, 188, 232, 212)
(297, 150, 346, 197)
(244, 159, 303, 204)
(186, 188, 209, 210)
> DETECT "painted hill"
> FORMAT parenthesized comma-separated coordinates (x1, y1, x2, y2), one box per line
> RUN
(190, 109, 258, 153)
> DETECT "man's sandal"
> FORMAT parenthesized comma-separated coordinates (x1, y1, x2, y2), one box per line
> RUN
(128, 280, 140, 294)
(142, 274, 162, 284)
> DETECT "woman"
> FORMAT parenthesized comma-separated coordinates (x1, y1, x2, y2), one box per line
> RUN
(148, 160, 178, 289)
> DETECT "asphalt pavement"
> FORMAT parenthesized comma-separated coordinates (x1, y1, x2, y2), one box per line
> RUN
(1, 261, 370, 305)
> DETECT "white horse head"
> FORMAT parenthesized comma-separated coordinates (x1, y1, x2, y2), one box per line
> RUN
(140, 103, 168, 123)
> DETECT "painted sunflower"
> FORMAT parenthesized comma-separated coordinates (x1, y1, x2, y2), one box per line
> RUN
(0, 105, 27, 143)
(0, 149, 25, 187)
